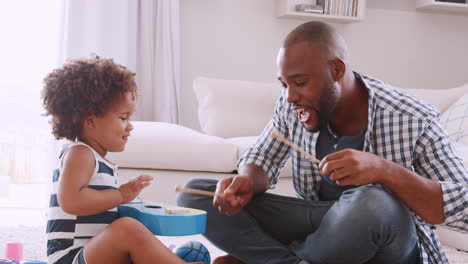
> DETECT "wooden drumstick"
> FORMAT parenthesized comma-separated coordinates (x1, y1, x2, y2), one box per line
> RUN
(271, 130, 321, 164)
(175, 185, 224, 198)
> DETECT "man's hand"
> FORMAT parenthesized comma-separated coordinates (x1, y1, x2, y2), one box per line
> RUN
(319, 149, 390, 186)
(320, 148, 445, 224)
(213, 175, 255, 216)
(118, 175, 153, 204)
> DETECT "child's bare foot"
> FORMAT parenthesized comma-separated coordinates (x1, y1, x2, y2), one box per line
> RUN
(212, 255, 245, 264)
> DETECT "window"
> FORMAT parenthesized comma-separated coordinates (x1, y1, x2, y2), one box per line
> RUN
(0, 0, 60, 191)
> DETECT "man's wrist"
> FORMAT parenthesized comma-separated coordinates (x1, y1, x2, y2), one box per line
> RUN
(377, 159, 398, 187)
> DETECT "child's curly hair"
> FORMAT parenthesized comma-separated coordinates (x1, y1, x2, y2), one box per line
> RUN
(41, 55, 139, 141)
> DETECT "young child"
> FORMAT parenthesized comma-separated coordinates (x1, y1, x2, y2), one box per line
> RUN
(42, 55, 203, 264)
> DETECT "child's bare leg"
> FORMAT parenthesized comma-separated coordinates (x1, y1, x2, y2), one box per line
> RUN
(83, 217, 196, 264)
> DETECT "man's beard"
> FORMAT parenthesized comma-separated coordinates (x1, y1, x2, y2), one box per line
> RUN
(306, 80, 338, 133)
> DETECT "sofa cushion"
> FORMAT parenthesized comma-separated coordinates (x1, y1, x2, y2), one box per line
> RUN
(405, 83, 468, 113)
(107, 121, 239, 172)
(440, 93, 468, 145)
(194, 77, 280, 138)
(452, 142, 468, 168)
(436, 226, 468, 252)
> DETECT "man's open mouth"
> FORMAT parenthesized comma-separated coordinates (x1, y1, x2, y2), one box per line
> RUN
(297, 108, 310, 122)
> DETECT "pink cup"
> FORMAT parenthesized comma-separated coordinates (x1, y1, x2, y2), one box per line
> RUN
(5, 242, 23, 261)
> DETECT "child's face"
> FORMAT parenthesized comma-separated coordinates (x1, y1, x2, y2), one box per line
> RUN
(92, 92, 136, 155)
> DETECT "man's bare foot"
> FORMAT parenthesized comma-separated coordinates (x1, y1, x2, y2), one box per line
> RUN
(212, 255, 245, 264)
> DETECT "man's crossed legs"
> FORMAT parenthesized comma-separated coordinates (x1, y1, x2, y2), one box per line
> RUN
(177, 179, 419, 264)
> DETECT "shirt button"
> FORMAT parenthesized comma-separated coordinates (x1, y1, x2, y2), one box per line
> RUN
(333, 144, 338, 149)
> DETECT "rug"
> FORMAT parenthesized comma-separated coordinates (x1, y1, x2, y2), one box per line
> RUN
(0, 225, 467, 263)
(0, 225, 223, 262)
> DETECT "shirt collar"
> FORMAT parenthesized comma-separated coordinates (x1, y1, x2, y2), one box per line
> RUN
(353, 71, 376, 153)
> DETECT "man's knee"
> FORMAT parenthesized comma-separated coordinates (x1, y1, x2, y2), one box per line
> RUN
(342, 185, 412, 226)
(183, 178, 217, 190)
(176, 178, 217, 208)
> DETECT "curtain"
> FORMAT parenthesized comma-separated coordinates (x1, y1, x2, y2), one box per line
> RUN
(60, 0, 180, 123)
(59, 0, 138, 70)
(136, 0, 180, 123)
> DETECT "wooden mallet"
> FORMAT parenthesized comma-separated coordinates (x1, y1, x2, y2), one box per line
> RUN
(175, 131, 320, 197)
(175, 185, 224, 198)
(271, 130, 321, 164)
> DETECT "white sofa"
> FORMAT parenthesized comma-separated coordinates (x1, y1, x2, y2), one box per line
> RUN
(108, 77, 468, 251)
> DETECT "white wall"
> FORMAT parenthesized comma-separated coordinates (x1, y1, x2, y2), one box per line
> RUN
(180, 0, 468, 130)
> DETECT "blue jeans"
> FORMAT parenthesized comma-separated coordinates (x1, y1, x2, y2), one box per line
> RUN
(177, 179, 419, 264)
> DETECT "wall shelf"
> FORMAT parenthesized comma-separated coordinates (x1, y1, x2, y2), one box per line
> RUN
(276, 0, 366, 23)
(416, 0, 468, 14)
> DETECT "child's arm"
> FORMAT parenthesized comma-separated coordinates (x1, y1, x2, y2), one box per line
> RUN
(58, 145, 152, 216)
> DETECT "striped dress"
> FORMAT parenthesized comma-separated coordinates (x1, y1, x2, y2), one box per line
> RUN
(46, 141, 119, 264)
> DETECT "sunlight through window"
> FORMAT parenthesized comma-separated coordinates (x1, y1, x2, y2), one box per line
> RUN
(0, 0, 60, 195)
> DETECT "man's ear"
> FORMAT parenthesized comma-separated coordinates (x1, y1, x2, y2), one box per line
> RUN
(84, 116, 97, 128)
(329, 58, 346, 82)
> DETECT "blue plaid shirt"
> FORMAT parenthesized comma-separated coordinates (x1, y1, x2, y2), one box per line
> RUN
(239, 72, 468, 264)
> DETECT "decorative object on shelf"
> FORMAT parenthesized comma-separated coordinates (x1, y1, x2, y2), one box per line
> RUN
(295, 4, 324, 14)
(276, 0, 366, 23)
(416, 0, 468, 14)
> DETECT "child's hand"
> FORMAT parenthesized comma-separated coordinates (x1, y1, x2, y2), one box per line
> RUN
(118, 175, 153, 204)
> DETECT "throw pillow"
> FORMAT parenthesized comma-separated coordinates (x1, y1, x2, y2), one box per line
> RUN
(193, 77, 280, 138)
(440, 93, 468, 144)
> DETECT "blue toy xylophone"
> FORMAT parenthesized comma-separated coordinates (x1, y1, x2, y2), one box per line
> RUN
(118, 202, 207, 236)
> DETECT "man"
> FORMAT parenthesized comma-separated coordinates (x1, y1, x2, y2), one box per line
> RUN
(177, 21, 468, 264)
